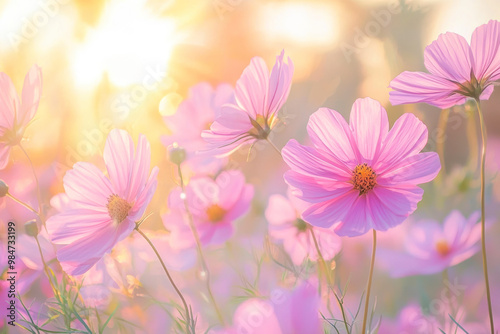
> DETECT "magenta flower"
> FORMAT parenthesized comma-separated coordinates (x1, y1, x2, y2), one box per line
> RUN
(282, 97, 441, 237)
(164, 170, 253, 249)
(46, 129, 159, 275)
(390, 20, 500, 108)
(265, 193, 341, 265)
(0, 65, 42, 169)
(162, 82, 234, 173)
(378, 211, 481, 277)
(202, 50, 294, 156)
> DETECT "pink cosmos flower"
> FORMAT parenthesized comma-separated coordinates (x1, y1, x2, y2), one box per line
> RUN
(202, 50, 294, 156)
(265, 193, 341, 265)
(0, 65, 42, 169)
(163, 170, 253, 249)
(282, 97, 441, 237)
(378, 211, 481, 277)
(162, 82, 234, 173)
(46, 129, 159, 275)
(390, 20, 500, 108)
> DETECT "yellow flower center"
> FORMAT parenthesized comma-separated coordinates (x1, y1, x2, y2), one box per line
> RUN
(435, 240, 451, 256)
(106, 194, 132, 224)
(206, 204, 226, 223)
(352, 163, 377, 195)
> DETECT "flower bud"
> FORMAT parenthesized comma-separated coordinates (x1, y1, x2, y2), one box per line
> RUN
(25, 220, 39, 237)
(168, 143, 186, 165)
(0, 180, 8, 197)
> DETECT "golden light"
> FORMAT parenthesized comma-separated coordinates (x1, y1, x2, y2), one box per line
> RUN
(258, 2, 340, 47)
(71, 0, 178, 88)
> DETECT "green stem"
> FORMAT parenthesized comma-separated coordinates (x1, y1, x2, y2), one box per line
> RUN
(6, 192, 40, 218)
(436, 108, 449, 180)
(18, 143, 43, 219)
(474, 99, 494, 334)
(177, 164, 225, 326)
(135, 227, 191, 333)
(266, 137, 282, 157)
(34, 235, 58, 298)
(310, 228, 349, 333)
(361, 229, 377, 334)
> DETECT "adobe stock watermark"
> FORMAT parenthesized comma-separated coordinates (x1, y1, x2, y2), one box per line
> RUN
(425, 106, 470, 153)
(212, 0, 244, 20)
(409, 277, 466, 333)
(340, 0, 421, 63)
(8, 0, 70, 51)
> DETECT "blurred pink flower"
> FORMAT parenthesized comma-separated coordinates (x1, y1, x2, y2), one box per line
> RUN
(162, 82, 234, 173)
(46, 129, 159, 275)
(164, 170, 253, 249)
(282, 97, 441, 237)
(378, 211, 481, 277)
(0, 65, 42, 169)
(378, 303, 440, 334)
(202, 50, 294, 156)
(229, 282, 321, 334)
(265, 193, 341, 265)
(390, 20, 500, 108)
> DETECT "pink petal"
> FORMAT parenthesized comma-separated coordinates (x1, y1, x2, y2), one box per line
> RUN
(103, 129, 135, 197)
(302, 190, 358, 229)
(283, 139, 352, 180)
(202, 105, 255, 156)
(0, 145, 11, 170)
(389, 71, 466, 108)
(0, 72, 19, 130)
(57, 224, 119, 276)
(307, 107, 362, 163)
(378, 152, 441, 186)
(424, 32, 473, 83)
(225, 184, 253, 221)
(63, 162, 114, 210)
(349, 97, 389, 163)
(216, 170, 246, 208)
(19, 64, 42, 127)
(480, 84, 494, 100)
(285, 171, 353, 203)
(334, 195, 371, 236)
(235, 57, 269, 119)
(471, 20, 500, 82)
(265, 194, 296, 226)
(46, 209, 112, 244)
(376, 113, 429, 172)
(369, 186, 423, 231)
(125, 133, 151, 202)
(128, 166, 158, 220)
(266, 50, 294, 119)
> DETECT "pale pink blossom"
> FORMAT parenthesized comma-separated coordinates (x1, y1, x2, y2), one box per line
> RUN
(265, 193, 341, 265)
(164, 170, 253, 249)
(390, 20, 500, 108)
(0, 65, 42, 169)
(202, 50, 294, 156)
(378, 211, 481, 277)
(162, 82, 234, 173)
(230, 282, 321, 334)
(46, 129, 158, 275)
(282, 97, 440, 237)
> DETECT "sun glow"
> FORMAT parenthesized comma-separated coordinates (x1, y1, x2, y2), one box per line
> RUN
(259, 2, 340, 47)
(71, 0, 177, 88)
